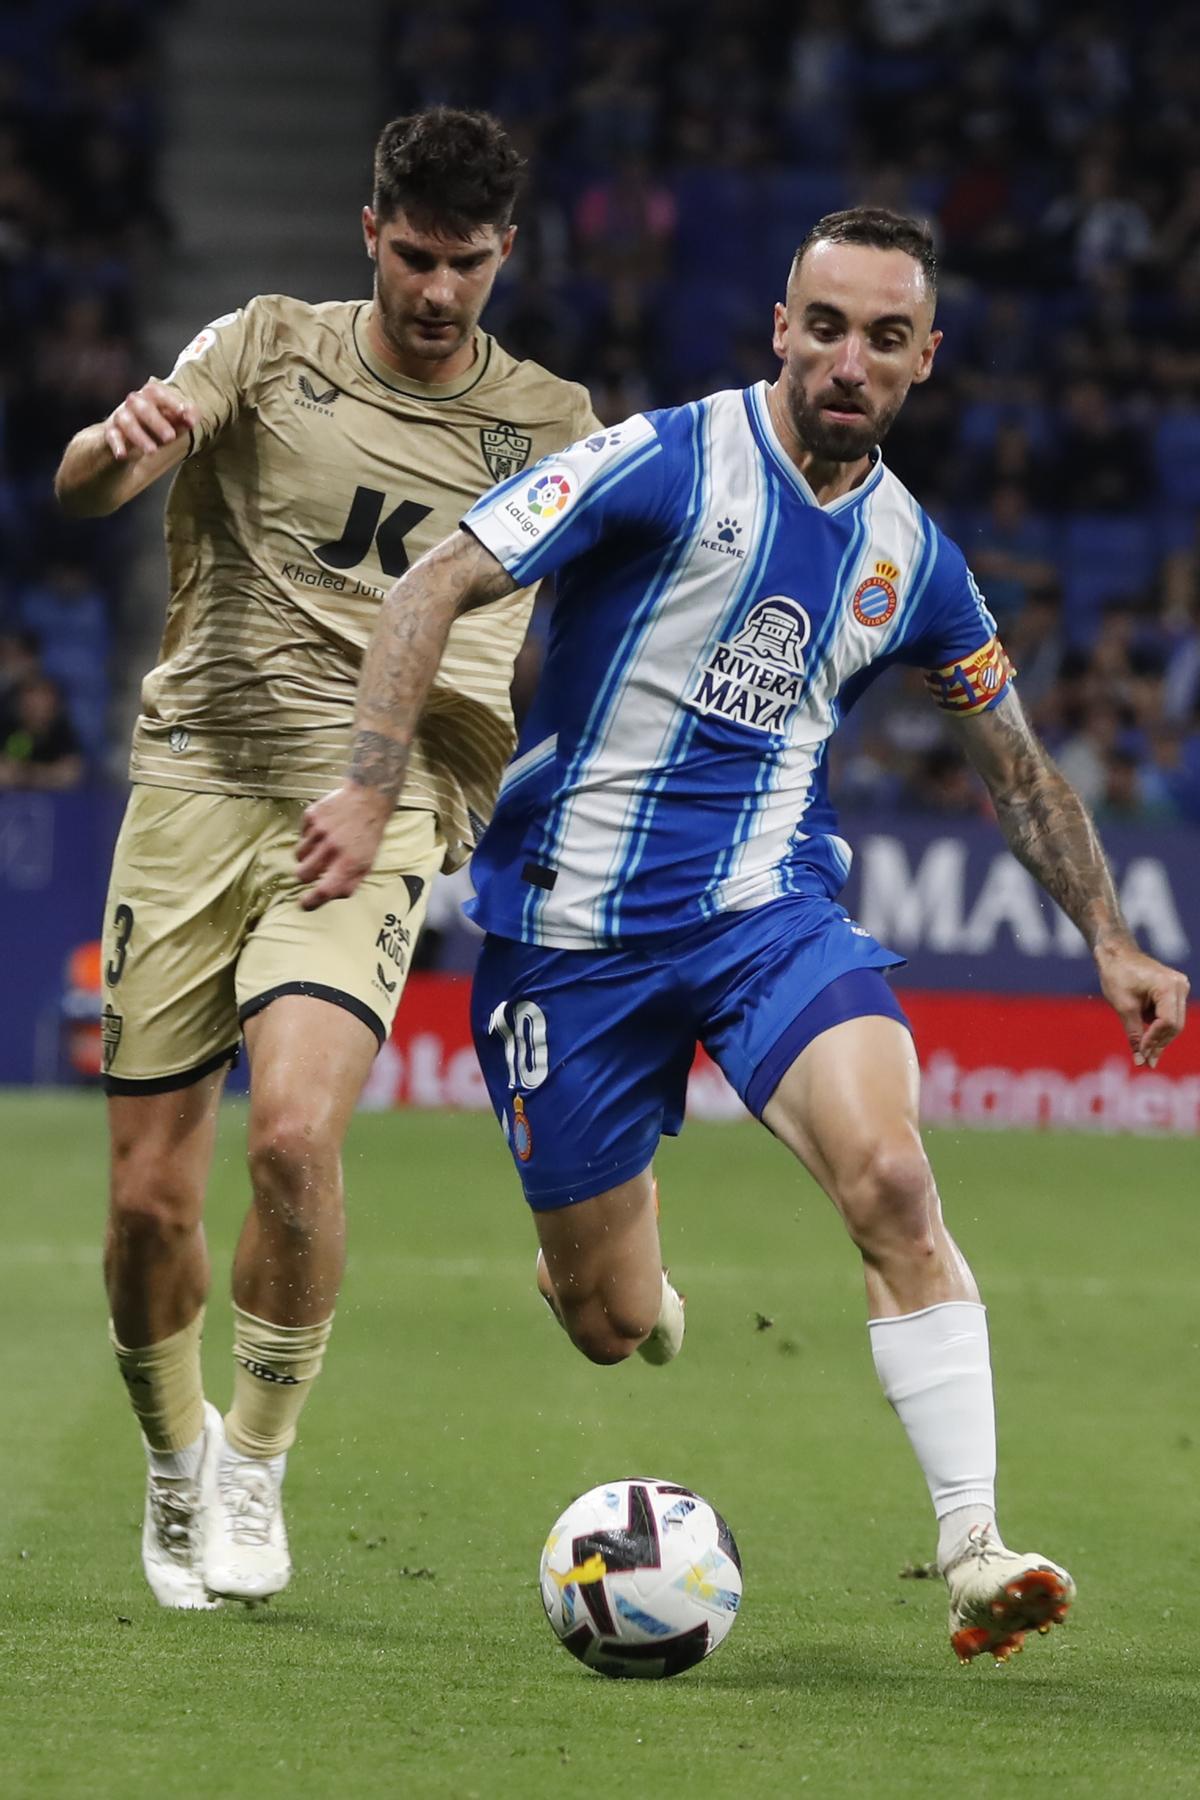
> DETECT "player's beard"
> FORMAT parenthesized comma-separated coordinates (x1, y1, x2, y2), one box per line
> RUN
(375, 286, 474, 368)
(785, 370, 904, 464)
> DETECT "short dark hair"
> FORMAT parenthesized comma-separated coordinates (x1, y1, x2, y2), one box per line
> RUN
(372, 107, 525, 236)
(791, 207, 938, 299)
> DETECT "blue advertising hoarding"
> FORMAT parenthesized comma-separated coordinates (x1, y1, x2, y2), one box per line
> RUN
(0, 791, 1195, 1084)
(0, 788, 123, 1085)
(838, 813, 1198, 996)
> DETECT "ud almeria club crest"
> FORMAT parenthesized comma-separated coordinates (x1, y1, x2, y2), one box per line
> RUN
(686, 597, 812, 735)
(481, 421, 533, 481)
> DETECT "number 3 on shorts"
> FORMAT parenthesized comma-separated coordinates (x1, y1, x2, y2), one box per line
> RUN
(487, 1000, 549, 1091)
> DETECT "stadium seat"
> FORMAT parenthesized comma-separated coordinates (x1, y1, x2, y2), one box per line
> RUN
(1060, 514, 1159, 642)
(1153, 411, 1200, 510)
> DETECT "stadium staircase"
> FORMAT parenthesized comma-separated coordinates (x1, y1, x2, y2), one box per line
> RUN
(111, 0, 382, 766)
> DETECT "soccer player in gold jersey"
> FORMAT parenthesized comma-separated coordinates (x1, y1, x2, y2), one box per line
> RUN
(54, 108, 598, 1609)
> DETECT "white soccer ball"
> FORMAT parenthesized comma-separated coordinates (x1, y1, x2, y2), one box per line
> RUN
(539, 1477, 743, 1679)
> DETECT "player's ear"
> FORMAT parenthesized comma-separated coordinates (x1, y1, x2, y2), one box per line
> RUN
(363, 206, 378, 260)
(498, 224, 517, 265)
(911, 327, 942, 386)
(772, 301, 789, 362)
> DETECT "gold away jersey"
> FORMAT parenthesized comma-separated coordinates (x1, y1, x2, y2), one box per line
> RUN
(128, 296, 597, 864)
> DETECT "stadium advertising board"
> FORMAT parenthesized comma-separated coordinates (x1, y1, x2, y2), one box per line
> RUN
(2, 794, 1196, 1110)
(370, 975, 1200, 1136)
(839, 815, 1197, 995)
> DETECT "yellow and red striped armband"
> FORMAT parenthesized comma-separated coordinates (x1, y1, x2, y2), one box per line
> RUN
(923, 635, 1013, 715)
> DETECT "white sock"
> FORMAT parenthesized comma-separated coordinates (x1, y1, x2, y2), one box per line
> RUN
(148, 1430, 205, 1481)
(935, 1504, 998, 1572)
(869, 1302, 997, 1559)
(219, 1438, 286, 1481)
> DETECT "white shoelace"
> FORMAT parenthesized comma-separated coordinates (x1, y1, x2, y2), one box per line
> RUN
(148, 1478, 201, 1564)
(218, 1462, 278, 1546)
(945, 1523, 1006, 1573)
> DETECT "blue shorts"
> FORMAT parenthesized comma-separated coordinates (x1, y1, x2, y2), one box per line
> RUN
(470, 895, 907, 1210)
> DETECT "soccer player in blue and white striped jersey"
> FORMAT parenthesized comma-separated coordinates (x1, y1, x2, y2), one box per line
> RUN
(300, 209, 1187, 1662)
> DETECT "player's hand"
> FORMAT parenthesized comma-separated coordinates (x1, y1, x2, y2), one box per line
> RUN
(1094, 934, 1189, 1068)
(297, 783, 392, 909)
(104, 381, 197, 461)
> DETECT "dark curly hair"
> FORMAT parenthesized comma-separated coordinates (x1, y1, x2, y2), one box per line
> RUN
(372, 107, 526, 236)
(791, 208, 938, 299)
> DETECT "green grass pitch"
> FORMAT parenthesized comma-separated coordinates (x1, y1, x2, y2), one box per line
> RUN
(1, 1092, 1196, 1798)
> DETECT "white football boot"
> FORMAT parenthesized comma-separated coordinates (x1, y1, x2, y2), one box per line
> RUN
(944, 1523, 1075, 1664)
(141, 1401, 223, 1610)
(203, 1436, 292, 1604)
(636, 1269, 686, 1365)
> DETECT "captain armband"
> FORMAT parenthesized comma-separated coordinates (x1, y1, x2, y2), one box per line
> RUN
(923, 635, 1014, 716)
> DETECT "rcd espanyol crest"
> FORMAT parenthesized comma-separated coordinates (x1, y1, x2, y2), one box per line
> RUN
(687, 597, 812, 735)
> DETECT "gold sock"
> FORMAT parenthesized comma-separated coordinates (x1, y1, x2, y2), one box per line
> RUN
(109, 1308, 205, 1453)
(225, 1304, 334, 1459)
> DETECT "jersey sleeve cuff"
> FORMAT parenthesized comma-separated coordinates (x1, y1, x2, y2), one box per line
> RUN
(460, 507, 540, 583)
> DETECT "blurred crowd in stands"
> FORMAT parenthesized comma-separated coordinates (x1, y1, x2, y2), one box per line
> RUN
(2, 1, 1198, 830)
(0, 0, 165, 789)
(390, 0, 1200, 825)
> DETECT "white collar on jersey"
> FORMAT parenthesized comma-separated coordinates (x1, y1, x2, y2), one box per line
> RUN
(749, 381, 885, 514)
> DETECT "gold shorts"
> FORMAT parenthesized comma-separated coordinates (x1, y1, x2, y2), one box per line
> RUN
(100, 784, 445, 1091)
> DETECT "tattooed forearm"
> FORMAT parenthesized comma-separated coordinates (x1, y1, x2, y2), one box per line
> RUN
(348, 728, 411, 795)
(348, 529, 517, 803)
(955, 690, 1128, 951)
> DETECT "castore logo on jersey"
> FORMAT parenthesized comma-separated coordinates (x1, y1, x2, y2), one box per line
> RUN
(295, 372, 339, 413)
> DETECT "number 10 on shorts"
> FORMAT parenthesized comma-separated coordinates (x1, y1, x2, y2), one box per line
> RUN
(488, 1000, 549, 1091)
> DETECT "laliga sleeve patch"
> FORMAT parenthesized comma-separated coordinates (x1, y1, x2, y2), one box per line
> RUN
(484, 464, 580, 551)
(924, 635, 1013, 715)
(169, 312, 239, 375)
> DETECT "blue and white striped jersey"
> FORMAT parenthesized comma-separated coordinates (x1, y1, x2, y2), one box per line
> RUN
(463, 382, 1010, 948)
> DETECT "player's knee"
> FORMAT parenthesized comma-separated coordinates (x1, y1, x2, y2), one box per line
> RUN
(841, 1140, 937, 1258)
(246, 1109, 341, 1228)
(560, 1292, 653, 1367)
(247, 1100, 338, 1183)
(109, 1149, 202, 1249)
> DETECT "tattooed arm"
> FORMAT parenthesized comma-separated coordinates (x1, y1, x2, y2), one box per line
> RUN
(953, 687, 1188, 1066)
(297, 529, 517, 909)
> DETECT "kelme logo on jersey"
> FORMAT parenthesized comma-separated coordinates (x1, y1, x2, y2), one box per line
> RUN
(481, 422, 532, 480)
(686, 597, 812, 735)
(852, 560, 900, 627)
(700, 515, 746, 560)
